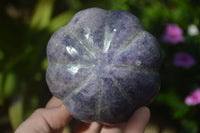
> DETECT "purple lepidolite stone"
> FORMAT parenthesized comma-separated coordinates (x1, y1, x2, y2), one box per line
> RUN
(46, 8, 161, 125)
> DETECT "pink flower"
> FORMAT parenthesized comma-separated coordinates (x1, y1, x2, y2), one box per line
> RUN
(163, 24, 185, 44)
(173, 52, 196, 69)
(185, 89, 200, 106)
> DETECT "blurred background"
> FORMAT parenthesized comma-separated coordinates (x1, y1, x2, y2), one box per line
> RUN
(0, 0, 200, 132)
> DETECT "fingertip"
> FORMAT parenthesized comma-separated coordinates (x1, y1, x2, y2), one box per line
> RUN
(134, 106, 151, 120)
(45, 96, 63, 108)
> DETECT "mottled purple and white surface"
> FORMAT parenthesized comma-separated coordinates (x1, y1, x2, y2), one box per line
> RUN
(46, 8, 161, 125)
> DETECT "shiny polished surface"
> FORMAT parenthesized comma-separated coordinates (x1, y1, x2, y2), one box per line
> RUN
(46, 8, 161, 125)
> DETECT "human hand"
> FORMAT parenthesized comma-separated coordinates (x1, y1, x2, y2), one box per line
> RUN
(15, 97, 150, 133)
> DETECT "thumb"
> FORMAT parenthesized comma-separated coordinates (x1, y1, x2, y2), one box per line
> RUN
(15, 104, 72, 133)
(124, 106, 150, 133)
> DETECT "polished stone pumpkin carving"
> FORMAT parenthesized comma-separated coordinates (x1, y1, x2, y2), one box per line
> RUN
(46, 8, 161, 125)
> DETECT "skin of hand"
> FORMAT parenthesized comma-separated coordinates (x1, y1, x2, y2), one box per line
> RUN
(15, 97, 150, 133)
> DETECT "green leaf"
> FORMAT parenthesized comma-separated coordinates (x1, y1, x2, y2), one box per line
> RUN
(0, 72, 3, 95)
(24, 95, 40, 119)
(110, 0, 130, 10)
(8, 95, 24, 130)
(4, 72, 17, 98)
(41, 58, 48, 70)
(30, 0, 55, 30)
(0, 72, 3, 106)
(182, 119, 198, 133)
(67, 0, 81, 10)
(157, 91, 190, 119)
(34, 72, 42, 81)
(47, 11, 74, 32)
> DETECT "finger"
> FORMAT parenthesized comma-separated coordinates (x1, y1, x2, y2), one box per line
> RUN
(45, 96, 63, 108)
(124, 106, 150, 133)
(72, 121, 101, 133)
(15, 105, 72, 133)
(31, 105, 73, 132)
(100, 123, 126, 133)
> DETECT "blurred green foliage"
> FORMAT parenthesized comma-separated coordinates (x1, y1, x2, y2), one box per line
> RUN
(0, 0, 200, 132)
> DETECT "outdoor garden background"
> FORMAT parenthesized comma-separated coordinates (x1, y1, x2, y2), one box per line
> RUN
(0, 0, 200, 132)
